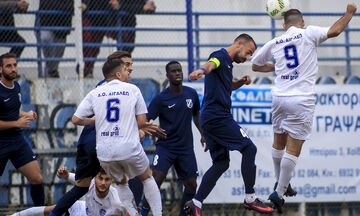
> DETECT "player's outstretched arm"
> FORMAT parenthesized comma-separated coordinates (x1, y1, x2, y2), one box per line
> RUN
(252, 63, 275, 73)
(232, 75, 251, 90)
(57, 166, 76, 184)
(0, 116, 31, 130)
(189, 61, 217, 80)
(72, 115, 95, 126)
(136, 114, 167, 139)
(20, 110, 37, 120)
(328, 2, 357, 38)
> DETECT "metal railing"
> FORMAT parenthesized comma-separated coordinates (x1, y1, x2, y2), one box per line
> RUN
(1, 10, 359, 77)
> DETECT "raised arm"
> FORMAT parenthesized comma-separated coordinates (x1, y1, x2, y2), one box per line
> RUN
(327, 3, 357, 38)
(252, 63, 275, 73)
(189, 61, 217, 80)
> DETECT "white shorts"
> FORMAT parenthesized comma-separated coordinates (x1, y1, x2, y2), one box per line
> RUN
(100, 148, 149, 182)
(68, 200, 87, 216)
(272, 95, 315, 140)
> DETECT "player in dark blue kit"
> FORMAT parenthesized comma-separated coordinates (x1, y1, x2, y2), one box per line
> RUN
(0, 53, 45, 206)
(141, 61, 205, 216)
(184, 34, 273, 215)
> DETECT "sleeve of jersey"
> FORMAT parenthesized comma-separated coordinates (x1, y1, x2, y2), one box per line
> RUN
(192, 90, 200, 115)
(208, 52, 221, 68)
(306, 25, 330, 46)
(134, 87, 148, 115)
(146, 95, 159, 120)
(74, 92, 94, 119)
(251, 41, 273, 66)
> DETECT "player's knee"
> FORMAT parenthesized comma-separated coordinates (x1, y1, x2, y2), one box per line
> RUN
(216, 159, 230, 172)
(28, 174, 43, 184)
(243, 143, 257, 156)
(183, 179, 197, 192)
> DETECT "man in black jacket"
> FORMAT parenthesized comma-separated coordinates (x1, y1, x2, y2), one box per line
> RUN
(38, 0, 73, 78)
(0, 0, 29, 58)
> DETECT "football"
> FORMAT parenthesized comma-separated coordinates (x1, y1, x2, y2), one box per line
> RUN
(266, 0, 291, 20)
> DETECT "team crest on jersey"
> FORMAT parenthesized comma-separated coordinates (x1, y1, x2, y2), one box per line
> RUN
(186, 99, 193, 108)
(99, 209, 106, 216)
(18, 93, 21, 102)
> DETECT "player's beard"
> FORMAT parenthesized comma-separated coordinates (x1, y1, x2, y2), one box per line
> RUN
(2, 70, 17, 81)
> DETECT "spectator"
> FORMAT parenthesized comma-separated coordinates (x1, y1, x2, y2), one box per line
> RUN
(38, 0, 74, 78)
(119, 0, 156, 53)
(81, 0, 120, 78)
(0, 0, 29, 58)
(82, 0, 156, 78)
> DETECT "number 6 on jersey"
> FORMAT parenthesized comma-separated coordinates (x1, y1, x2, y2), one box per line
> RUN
(106, 99, 120, 122)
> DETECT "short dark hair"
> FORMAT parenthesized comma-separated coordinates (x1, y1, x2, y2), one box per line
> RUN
(107, 51, 131, 60)
(234, 34, 257, 49)
(284, 9, 303, 26)
(99, 168, 107, 175)
(102, 58, 124, 79)
(0, 53, 16, 67)
(165, 60, 181, 73)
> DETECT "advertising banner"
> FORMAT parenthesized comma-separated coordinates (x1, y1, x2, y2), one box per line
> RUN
(185, 83, 360, 203)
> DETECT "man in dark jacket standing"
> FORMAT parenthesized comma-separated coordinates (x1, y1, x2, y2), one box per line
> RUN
(39, 0, 73, 78)
(0, 0, 29, 58)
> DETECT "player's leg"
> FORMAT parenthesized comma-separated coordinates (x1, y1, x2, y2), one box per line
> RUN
(272, 133, 297, 197)
(50, 141, 99, 216)
(272, 133, 287, 182)
(141, 146, 173, 215)
(14, 140, 45, 206)
(140, 169, 166, 216)
(276, 136, 304, 197)
(174, 152, 198, 216)
(9, 205, 54, 216)
(138, 166, 162, 216)
(100, 160, 140, 216)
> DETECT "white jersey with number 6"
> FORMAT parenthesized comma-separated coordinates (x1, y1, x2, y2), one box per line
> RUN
(252, 25, 329, 96)
(74, 79, 147, 161)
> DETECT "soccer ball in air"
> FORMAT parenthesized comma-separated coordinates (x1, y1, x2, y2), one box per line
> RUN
(266, 0, 291, 20)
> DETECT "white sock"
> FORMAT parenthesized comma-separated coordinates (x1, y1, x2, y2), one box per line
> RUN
(192, 198, 202, 209)
(272, 148, 285, 182)
(245, 193, 256, 203)
(143, 177, 162, 216)
(115, 184, 139, 216)
(14, 206, 46, 216)
(276, 153, 298, 198)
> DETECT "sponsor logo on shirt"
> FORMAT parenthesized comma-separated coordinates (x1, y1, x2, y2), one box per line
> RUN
(168, 104, 175, 108)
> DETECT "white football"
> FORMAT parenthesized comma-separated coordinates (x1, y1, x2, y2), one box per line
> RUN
(266, 0, 291, 20)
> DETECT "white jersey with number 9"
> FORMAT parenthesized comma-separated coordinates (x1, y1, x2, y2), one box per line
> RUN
(252, 25, 329, 96)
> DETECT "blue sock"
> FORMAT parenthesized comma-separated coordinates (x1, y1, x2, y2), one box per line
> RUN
(194, 159, 229, 202)
(180, 190, 195, 215)
(30, 183, 45, 206)
(49, 212, 56, 216)
(241, 144, 257, 194)
(51, 185, 89, 216)
(128, 177, 144, 206)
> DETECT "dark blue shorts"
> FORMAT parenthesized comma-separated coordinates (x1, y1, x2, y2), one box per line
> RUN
(202, 118, 254, 162)
(75, 140, 101, 180)
(152, 146, 198, 180)
(0, 137, 37, 176)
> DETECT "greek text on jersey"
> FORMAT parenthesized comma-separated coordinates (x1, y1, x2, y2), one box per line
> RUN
(276, 33, 302, 45)
(97, 91, 130, 97)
